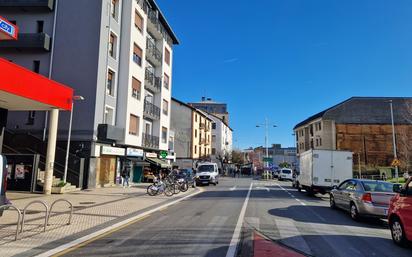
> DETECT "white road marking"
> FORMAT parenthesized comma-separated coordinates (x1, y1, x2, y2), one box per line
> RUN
(256, 186, 270, 192)
(226, 182, 253, 257)
(35, 189, 204, 257)
(275, 219, 313, 255)
(230, 185, 237, 191)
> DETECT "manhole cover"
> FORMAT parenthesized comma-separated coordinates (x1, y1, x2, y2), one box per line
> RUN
(79, 202, 96, 205)
(25, 210, 42, 215)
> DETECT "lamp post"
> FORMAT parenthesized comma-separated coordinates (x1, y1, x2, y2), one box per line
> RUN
(388, 100, 399, 181)
(63, 95, 85, 183)
(256, 118, 277, 177)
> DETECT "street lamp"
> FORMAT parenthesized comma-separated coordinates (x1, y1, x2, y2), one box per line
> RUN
(387, 100, 399, 181)
(63, 95, 85, 183)
(256, 118, 277, 177)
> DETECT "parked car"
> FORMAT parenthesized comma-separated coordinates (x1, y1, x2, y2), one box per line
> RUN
(388, 177, 412, 246)
(273, 170, 280, 178)
(330, 179, 397, 220)
(179, 169, 197, 188)
(0, 155, 8, 216)
(195, 162, 219, 186)
(278, 168, 293, 181)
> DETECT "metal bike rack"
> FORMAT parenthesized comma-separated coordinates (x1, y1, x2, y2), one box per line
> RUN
(21, 200, 49, 233)
(0, 205, 22, 241)
(48, 199, 73, 226)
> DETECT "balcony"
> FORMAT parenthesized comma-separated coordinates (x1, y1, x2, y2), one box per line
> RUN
(0, 33, 51, 51)
(0, 0, 54, 10)
(97, 124, 125, 142)
(142, 133, 159, 149)
(144, 100, 161, 120)
(146, 38, 162, 66)
(144, 68, 161, 93)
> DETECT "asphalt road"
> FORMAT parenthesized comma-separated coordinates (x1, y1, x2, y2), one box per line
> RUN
(60, 177, 412, 257)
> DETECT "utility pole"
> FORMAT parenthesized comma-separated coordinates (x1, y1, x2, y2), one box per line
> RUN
(389, 100, 399, 182)
(256, 118, 276, 178)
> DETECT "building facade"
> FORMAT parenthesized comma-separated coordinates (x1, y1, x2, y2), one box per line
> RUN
(189, 97, 230, 125)
(0, 0, 178, 189)
(294, 97, 412, 173)
(171, 98, 212, 169)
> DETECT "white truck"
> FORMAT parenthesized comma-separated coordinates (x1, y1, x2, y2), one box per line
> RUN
(297, 149, 353, 195)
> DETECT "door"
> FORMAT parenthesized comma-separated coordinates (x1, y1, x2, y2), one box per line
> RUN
(401, 180, 412, 239)
(334, 180, 350, 207)
(99, 157, 116, 186)
(133, 166, 143, 183)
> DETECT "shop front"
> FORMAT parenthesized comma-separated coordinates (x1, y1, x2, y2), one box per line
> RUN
(125, 148, 148, 184)
(143, 152, 171, 181)
(97, 145, 125, 187)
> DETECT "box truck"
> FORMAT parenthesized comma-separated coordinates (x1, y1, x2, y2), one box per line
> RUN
(297, 149, 353, 195)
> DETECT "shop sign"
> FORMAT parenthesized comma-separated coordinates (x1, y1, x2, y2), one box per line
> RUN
(159, 150, 168, 159)
(145, 152, 157, 158)
(127, 148, 144, 157)
(101, 146, 125, 156)
(0, 16, 18, 40)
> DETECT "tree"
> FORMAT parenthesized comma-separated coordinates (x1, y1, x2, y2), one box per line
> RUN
(279, 162, 291, 168)
(231, 150, 246, 165)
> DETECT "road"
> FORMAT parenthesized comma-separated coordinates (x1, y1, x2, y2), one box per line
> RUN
(60, 177, 412, 257)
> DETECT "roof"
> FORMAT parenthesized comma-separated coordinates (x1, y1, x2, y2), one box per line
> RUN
(294, 97, 412, 129)
(171, 97, 212, 121)
(147, 0, 179, 45)
(204, 112, 234, 131)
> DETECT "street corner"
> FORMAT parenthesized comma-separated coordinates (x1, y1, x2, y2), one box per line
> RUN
(253, 232, 306, 257)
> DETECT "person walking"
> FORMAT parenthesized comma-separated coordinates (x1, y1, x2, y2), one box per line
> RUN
(122, 165, 131, 188)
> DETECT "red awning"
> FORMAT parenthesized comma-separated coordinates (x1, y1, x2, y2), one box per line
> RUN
(0, 58, 73, 111)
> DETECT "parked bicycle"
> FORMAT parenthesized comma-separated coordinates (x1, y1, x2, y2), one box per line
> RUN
(146, 177, 174, 197)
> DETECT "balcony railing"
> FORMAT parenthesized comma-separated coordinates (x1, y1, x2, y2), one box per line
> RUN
(141, 0, 174, 46)
(142, 133, 159, 149)
(0, 0, 54, 10)
(0, 33, 51, 50)
(146, 38, 162, 64)
(144, 100, 161, 120)
(144, 68, 161, 93)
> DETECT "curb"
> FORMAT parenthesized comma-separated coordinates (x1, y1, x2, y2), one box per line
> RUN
(34, 188, 203, 257)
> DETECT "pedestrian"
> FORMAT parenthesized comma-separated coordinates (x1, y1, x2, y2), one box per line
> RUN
(121, 165, 131, 188)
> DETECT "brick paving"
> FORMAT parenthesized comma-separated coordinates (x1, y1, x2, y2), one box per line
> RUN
(0, 184, 198, 257)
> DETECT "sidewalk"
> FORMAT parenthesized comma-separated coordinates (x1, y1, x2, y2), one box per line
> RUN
(0, 184, 199, 257)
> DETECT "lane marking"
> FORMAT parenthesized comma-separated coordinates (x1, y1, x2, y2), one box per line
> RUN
(256, 186, 270, 192)
(226, 182, 253, 257)
(36, 188, 204, 257)
(230, 185, 237, 191)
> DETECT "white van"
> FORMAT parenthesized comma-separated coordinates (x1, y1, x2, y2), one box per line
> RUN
(196, 162, 219, 186)
(279, 168, 293, 181)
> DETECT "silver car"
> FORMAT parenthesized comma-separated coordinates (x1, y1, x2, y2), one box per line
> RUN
(330, 179, 397, 220)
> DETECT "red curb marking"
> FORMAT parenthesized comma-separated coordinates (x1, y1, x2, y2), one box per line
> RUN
(253, 232, 305, 257)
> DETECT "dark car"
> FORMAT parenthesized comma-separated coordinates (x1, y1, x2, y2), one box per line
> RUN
(0, 155, 8, 216)
(389, 177, 412, 246)
(179, 169, 197, 188)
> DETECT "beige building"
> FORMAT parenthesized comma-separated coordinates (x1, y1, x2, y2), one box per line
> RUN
(171, 98, 212, 169)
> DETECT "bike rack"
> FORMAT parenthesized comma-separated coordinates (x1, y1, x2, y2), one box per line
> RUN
(21, 200, 49, 233)
(0, 205, 22, 241)
(48, 199, 73, 226)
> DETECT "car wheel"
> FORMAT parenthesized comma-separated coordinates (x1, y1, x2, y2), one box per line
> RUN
(390, 218, 408, 246)
(330, 195, 336, 209)
(350, 203, 360, 221)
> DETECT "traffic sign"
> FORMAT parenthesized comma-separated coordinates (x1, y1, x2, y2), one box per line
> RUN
(0, 16, 18, 40)
(160, 150, 168, 159)
(391, 159, 401, 167)
(262, 157, 272, 162)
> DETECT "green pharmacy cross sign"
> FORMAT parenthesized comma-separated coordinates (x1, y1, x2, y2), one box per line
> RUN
(160, 151, 168, 159)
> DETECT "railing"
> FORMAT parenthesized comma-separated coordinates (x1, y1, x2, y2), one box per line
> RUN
(0, 205, 21, 241)
(144, 68, 161, 92)
(146, 38, 162, 63)
(0, 33, 51, 50)
(140, 0, 174, 46)
(142, 133, 160, 149)
(144, 100, 161, 120)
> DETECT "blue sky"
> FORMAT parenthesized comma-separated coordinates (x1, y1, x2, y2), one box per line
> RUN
(158, 0, 412, 149)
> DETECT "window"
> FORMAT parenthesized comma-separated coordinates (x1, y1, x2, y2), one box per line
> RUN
(212, 135, 216, 143)
(107, 70, 115, 96)
(195, 114, 198, 122)
(135, 10, 143, 32)
(105, 107, 114, 125)
(109, 33, 117, 58)
(132, 77, 141, 100)
(162, 127, 168, 143)
(319, 138, 322, 146)
(129, 114, 139, 135)
(26, 111, 35, 125)
(195, 145, 197, 154)
(37, 21, 44, 33)
(195, 129, 198, 138)
(165, 47, 170, 65)
(212, 148, 216, 155)
(164, 73, 169, 89)
(9, 20, 16, 25)
(163, 99, 169, 115)
(133, 44, 143, 66)
(212, 123, 216, 129)
(318, 122, 322, 131)
(33, 60, 40, 73)
(111, 0, 118, 20)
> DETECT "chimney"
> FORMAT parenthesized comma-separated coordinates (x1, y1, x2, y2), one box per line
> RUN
(201, 97, 206, 101)
(207, 98, 212, 101)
